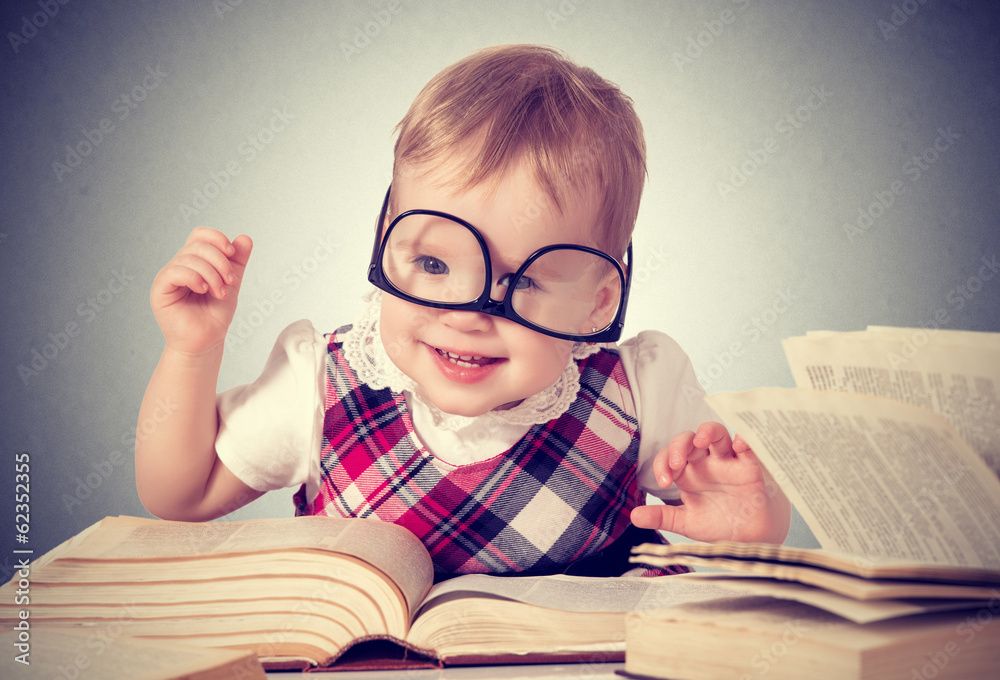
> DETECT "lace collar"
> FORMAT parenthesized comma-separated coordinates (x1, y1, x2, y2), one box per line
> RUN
(341, 290, 600, 432)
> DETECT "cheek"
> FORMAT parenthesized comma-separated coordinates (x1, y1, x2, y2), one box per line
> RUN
(513, 333, 574, 383)
(379, 297, 430, 357)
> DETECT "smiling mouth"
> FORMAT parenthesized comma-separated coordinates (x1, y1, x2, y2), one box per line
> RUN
(434, 348, 499, 368)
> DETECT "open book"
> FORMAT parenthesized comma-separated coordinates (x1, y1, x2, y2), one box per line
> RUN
(0, 515, 742, 672)
(623, 594, 1000, 680)
(626, 326, 1000, 679)
(1, 628, 267, 680)
(635, 326, 1000, 574)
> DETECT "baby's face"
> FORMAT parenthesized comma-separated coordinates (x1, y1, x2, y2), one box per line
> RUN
(378, 162, 606, 417)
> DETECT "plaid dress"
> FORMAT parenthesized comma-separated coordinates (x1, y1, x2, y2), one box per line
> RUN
(294, 327, 684, 577)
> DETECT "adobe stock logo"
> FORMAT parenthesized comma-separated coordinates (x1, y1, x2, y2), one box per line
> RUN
(213, 0, 244, 19)
(672, 0, 752, 72)
(545, 0, 586, 29)
(18, 269, 133, 384)
(340, 0, 404, 62)
(178, 105, 295, 222)
(843, 126, 961, 243)
(877, 0, 930, 41)
(7, 0, 71, 53)
(225, 235, 339, 350)
(717, 85, 834, 199)
(52, 65, 169, 182)
(686, 288, 798, 402)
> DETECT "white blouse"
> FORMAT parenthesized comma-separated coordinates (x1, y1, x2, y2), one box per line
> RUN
(216, 293, 718, 505)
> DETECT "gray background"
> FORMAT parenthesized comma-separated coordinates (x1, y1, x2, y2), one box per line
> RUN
(2, 0, 998, 575)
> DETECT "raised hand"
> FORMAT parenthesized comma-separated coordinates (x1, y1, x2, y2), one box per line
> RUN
(631, 421, 790, 544)
(150, 227, 253, 355)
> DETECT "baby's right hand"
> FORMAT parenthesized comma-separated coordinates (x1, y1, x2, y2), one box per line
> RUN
(150, 227, 253, 355)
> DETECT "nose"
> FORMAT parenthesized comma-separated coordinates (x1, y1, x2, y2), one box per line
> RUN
(438, 308, 494, 333)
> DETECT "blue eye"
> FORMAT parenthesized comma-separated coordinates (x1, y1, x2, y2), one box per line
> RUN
(415, 256, 448, 275)
(498, 274, 535, 291)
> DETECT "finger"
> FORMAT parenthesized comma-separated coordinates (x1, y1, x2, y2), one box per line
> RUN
(733, 434, 753, 454)
(683, 445, 709, 467)
(693, 421, 734, 458)
(663, 431, 697, 476)
(651, 446, 677, 488)
(669, 430, 709, 471)
(171, 253, 231, 299)
(181, 239, 241, 287)
(227, 234, 253, 287)
(734, 442, 760, 467)
(153, 263, 217, 301)
(185, 226, 237, 255)
(630, 504, 684, 535)
(175, 235, 251, 298)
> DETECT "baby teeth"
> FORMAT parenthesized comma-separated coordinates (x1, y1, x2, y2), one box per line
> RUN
(439, 350, 486, 367)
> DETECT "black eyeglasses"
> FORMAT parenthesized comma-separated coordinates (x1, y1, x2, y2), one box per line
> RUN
(367, 186, 632, 342)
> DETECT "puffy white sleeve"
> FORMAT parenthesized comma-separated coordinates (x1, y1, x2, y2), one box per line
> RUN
(215, 319, 326, 499)
(617, 331, 720, 502)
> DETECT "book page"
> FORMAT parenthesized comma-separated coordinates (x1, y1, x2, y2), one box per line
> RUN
(60, 516, 357, 559)
(681, 573, 994, 623)
(783, 330, 1000, 474)
(52, 516, 433, 621)
(631, 551, 1000, 600)
(334, 518, 434, 619)
(9, 517, 106, 579)
(1, 628, 266, 679)
(625, 596, 1000, 660)
(415, 572, 746, 618)
(704, 388, 1000, 568)
(630, 540, 1000, 583)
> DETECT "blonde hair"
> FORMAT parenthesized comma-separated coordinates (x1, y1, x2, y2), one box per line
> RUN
(392, 44, 646, 260)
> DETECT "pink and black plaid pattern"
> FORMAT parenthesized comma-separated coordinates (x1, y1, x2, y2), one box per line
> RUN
(295, 327, 654, 576)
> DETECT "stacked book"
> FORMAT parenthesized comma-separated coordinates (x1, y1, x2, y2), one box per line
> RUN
(625, 326, 1000, 679)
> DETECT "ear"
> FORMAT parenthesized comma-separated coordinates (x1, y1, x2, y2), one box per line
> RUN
(375, 185, 393, 241)
(583, 269, 622, 334)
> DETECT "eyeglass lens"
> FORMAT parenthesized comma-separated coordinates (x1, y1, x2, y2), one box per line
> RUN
(381, 213, 623, 336)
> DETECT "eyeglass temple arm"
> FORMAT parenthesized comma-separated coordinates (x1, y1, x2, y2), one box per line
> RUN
(616, 241, 634, 334)
(368, 185, 393, 276)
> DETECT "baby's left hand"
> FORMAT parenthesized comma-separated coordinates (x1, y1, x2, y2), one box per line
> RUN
(630, 421, 790, 544)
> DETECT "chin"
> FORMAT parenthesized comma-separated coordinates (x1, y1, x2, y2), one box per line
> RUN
(424, 391, 517, 418)
(427, 397, 495, 418)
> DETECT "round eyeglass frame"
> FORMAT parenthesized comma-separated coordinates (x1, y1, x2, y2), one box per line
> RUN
(366, 186, 632, 343)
